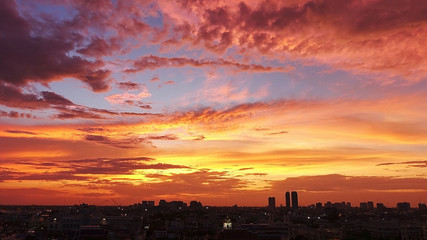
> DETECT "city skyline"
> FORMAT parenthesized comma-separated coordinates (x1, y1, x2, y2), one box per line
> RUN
(1, 0, 427, 207)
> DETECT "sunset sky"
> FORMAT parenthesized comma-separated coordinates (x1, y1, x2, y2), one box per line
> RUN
(1, 0, 426, 207)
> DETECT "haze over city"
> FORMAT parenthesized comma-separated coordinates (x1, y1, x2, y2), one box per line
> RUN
(0, 0, 426, 207)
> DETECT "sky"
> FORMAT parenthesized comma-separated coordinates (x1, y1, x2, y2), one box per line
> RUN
(0, 0, 426, 207)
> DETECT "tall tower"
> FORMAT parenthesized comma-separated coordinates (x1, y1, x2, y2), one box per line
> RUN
(268, 197, 276, 209)
(285, 191, 291, 210)
(291, 191, 298, 210)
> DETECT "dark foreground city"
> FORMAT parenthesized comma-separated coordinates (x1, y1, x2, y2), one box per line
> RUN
(1, 192, 426, 240)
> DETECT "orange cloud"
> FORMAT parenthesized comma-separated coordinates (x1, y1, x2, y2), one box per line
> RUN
(159, 0, 427, 81)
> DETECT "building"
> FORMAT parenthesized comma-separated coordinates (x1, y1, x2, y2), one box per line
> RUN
(291, 191, 298, 210)
(377, 202, 385, 209)
(159, 199, 167, 208)
(268, 197, 275, 210)
(397, 202, 411, 212)
(285, 192, 291, 210)
(223, 216, 232, 230)
(141, 201, 155, 207)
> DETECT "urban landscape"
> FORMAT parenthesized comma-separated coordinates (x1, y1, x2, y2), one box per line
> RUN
(1, 191, 426, 240)
(1, 1, 427, 240)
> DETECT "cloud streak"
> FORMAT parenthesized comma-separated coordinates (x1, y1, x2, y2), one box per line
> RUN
(125, 55, 294, 73)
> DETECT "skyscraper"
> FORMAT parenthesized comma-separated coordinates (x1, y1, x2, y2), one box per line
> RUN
(285, 191, 290, 210)
(291, 191, 298, 210)
(268, 197, 276, 209)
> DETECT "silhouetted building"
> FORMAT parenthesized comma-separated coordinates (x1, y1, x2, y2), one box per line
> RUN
(141, 200, 154, 207)
(159, 199, 167, 207)
(316, 202, 322, 208)
(291, 191, 298, 210)
(268, 197, 275, 210)
(377, 203, 385, 209)
(189, 201, 203, 209)
(285, 192, 291, 210)
(360, 202, 368, 210)
(397, 202, 410, 211)
(367, 201, 374, 209)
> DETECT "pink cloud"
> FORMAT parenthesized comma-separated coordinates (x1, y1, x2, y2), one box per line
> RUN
(125, 55, 293, 73)
(105, 90, 152, 105)
(116, 81, 144, 91)
(159, 0, 427, 81)
(150, 76, 160, 82)
(163, 80, 175, 85)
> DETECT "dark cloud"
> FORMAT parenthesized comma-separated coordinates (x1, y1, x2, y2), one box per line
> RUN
(146, 134, 178, 141)
(0, 82, 127, 120)
(245, 173, 268, 176)
(77, 37, 121, 57)
(53, 106, 105, 120)
(402, 161, 427, 168)
(4, 130, 37, 135)
(68, 161, 188, 175)
(67, 156, 155, 164)
(193, 135, 205, 141)
(139, 104, 152, 110)
(0, 84, 44, 109)
(84, 134, 150, 149)
(40, 91, 74, 105)
(0, 156, 188, 181)
(119, 112, 163, 117)
(85, 135, 109, 142)
(0, 1, 111, 92)
(77, 127, 105, 133)
(0, 83, 73, 109)
(267, 130, 289, 135)
(51, 104, 164, 120)
(125, 55, 293, 73)
(0, 166, 87, 181)
(116, 81, 143, 91)
(84, 133, 178, 149)
(238, 167, 253, 171)
(18, 171, 90, 181)
(254, 127, 270, 131)
(0, 167, 19, 182)
(52, 105, 120, 120)
(377, 160, 427, 168)
(0, 110, 35, 119)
